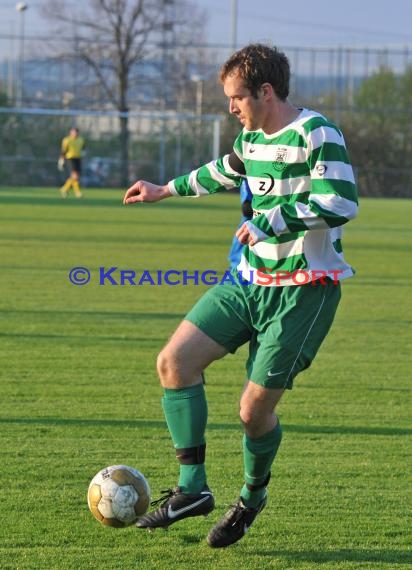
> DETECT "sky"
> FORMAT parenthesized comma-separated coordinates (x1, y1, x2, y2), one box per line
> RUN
(199, 0, 412, 49)
(0, 0, 410, 52)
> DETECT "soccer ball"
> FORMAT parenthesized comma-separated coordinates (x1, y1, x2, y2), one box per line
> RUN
(87, 464, 151, 527)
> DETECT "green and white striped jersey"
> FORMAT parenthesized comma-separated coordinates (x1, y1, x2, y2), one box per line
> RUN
(169, 108, 358, 286)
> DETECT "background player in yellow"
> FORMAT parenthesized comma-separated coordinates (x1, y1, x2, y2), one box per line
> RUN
(58, 127, 86, 198)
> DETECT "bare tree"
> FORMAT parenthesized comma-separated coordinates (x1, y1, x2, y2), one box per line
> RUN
(41, 0, 206, 186)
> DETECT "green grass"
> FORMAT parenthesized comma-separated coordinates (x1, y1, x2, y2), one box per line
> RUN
(0, 187, 411, 570)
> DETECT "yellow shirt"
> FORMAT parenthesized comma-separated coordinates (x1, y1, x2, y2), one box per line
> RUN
(61, 135, 85, 159)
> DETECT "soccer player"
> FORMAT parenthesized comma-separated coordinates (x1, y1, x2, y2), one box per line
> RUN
(58, 127, 86, 198)
(123, 44, 358, 548)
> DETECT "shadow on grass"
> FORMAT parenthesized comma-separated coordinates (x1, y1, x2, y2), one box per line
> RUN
(0, 417, 411, 437)
(284, 423, 412, 436)
(0, 332, 166, 343)
(0, 232, 228, 246)
(0, 309, 185, 320)
(2, 215, 229, 228)
(259, 548, 412, 565)
(0, 193, 237, 211)
(0, 194, 122, 208)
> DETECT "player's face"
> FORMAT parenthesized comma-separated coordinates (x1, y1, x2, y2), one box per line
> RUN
(223, 72, 265, 131)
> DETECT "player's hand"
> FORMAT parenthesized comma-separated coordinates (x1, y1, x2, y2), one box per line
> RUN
(123, 181, 172, 205)
(57, 157, 65, 171)
(236, 222, 258, 246)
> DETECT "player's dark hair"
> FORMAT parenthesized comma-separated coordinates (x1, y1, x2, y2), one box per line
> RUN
(219, 43, 290, 100)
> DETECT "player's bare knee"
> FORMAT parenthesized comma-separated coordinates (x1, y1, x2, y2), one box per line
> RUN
(156, 346, 192, 388)
(239, 404, 260, 431)
(239, 398, 276, 437)
(156, 348, 174, 385)
(240, 409, 275, 438)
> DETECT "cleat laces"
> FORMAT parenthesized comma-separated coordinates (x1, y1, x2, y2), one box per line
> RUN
(149, 489, 176, 508)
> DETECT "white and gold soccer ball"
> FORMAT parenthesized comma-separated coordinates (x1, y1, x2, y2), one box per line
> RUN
(87, 465, 151, 527)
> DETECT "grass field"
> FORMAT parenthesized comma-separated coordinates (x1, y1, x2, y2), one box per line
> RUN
(0, 187, 411, 570)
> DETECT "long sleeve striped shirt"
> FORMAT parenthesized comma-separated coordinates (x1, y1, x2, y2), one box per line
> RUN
(168, 108, 358, 286)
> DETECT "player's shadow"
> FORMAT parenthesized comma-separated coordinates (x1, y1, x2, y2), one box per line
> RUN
(279, 423, 412, 437)
(258, 548, 411, 565)
(0, 417, 411, 437)
(0, 308, 185, 322)
(0, 331, 168, 343)
(0, 193, 237, 210)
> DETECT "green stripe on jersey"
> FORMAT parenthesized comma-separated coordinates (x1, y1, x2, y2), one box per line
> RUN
(172, 174, 197, 196)
(245, 250, 308, 273)
(310, 179, 357, 202)
(301, 116, 342, 136)
(309, 142, 351, 166)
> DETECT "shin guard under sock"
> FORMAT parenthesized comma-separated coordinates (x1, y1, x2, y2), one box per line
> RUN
(162, 384, 208, 494)
(241, 421, 282, 507)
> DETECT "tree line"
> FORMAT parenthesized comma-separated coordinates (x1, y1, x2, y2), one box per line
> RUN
(0, 0, 410, 196)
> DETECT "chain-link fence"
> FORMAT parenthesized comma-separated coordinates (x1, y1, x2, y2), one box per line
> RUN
(1, 39, 411, 108)
(0, 40, 412, 195)
(0, 107, 222, 188)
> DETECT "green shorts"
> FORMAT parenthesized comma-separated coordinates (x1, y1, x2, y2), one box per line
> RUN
(185, 275, 341, 389)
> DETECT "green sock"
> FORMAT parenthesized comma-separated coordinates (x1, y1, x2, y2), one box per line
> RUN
(241, 421, 283, 508)
(162, 384, 208, 494)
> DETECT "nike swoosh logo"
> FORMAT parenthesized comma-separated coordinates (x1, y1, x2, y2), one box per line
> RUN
(167, 495, 210, 519)
(249, 147, 256, 153)
(267, 370, 286, 377)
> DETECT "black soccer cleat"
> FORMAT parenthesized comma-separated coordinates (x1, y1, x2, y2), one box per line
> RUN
(136, 486, 215, 529)
(206, 495, 267, 548)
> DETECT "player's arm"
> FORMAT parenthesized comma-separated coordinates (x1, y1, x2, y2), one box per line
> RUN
(239, 126, 358, 245)
(169, 151, 244, 197)
(123, 181, 173, 204)
(124, 134, 245, 205)
(58, 139, 67, 170)
(60, 138, 68, 158)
